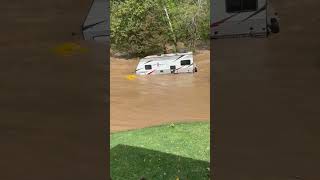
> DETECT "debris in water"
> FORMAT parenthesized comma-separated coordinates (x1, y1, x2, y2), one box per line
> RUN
(126, 74, 137, 80)
(53, 42, 88, 56)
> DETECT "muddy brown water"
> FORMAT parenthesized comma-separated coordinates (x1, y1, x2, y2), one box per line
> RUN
(110, 50, 210, 132)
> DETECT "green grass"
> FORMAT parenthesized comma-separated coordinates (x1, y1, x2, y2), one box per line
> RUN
(110, 121, 210, 180)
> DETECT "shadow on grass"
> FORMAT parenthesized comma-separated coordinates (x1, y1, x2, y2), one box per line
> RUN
(111, 144, 210, 180)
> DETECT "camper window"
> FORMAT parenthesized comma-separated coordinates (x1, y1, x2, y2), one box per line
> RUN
(145, 65, 152, 70)
(181, 60, 191, 66)
(226, 0, 257, 13)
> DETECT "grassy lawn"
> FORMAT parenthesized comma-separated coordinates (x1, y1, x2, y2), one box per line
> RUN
(110, 121, 210, 180)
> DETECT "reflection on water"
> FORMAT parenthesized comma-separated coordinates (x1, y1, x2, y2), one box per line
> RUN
(110, 50, 210, 132)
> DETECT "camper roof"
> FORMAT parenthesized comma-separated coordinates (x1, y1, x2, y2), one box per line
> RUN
(139, 52, 193, 63)
(144, 52, 192, 59)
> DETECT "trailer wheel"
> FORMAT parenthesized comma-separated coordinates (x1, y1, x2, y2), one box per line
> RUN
(270, 18, 280, 33)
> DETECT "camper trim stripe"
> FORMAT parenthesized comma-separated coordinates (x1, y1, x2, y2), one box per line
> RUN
(147, 69, 156, 75)
(144, 60, 153, 64)
(241, 4, 267, 22)
(187, 63, 194, 68)
(173, 55, 185, 61)
(81, 0, 96, 39)
(82, 20, 106, 31)
(211, 13, 239, 27)
(175, 63, 194, 72)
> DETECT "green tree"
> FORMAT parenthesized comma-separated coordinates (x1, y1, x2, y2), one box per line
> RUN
(111, 0, 170, 56)
(111, 0, 210, 57)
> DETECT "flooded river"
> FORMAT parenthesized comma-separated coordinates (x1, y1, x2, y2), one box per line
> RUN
(110, 50, 210, 132)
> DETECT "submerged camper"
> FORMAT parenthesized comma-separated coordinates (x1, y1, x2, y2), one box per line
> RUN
(82, 0, 109, 42)
(135, 52, 198, 75)
(211, 0, 280, 39)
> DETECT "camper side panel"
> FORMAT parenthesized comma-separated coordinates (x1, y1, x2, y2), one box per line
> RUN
(82, 0, 109, 42)
(211, 0, 267, 38)
(174, 55, 195, 73)
(136, 60, 171, 75)
(136, 55, 195, 75)
(83, 22, 109, 41)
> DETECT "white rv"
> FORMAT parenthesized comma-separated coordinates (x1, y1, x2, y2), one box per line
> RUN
(135, 52, 198, 75)
(211, 0, 280, 39)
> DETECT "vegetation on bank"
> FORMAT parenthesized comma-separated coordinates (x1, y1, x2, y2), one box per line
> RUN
(111, 0, 210, 57)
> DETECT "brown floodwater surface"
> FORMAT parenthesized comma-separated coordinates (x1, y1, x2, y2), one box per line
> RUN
(110, 50, 210, 132)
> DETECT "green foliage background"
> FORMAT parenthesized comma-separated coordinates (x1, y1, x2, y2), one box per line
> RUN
(111, 0, 210, 57)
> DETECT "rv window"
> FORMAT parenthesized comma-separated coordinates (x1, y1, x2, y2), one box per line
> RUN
(242, 0, 257, 10)
(145, 65, 152, 70)
(226, 0, 257, 13)
(181, 60, 191, 66)
(226, 0, 241, 12)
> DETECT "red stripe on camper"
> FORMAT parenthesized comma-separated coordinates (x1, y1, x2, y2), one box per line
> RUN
(241, 4, 267, 22)
(176, 63, 193, 72)
(147, 70, 156, 75)
(211, 13, 239, 27)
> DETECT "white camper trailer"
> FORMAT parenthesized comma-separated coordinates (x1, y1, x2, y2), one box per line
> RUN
(82, 0, 109, 42)
(211, 0, 280, 39)
(135, 52, 198, 75)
